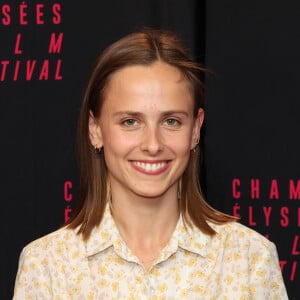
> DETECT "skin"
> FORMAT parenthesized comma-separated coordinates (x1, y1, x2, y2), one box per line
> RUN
(89, 62, 204, 270)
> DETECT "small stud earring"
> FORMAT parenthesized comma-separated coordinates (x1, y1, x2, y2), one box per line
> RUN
(192, 137, 199, 152)
(94, 145, 102, 154)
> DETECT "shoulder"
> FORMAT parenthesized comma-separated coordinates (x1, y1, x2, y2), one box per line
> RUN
(20, 226, 82, 260)
(207, 222, 282, 280)
(206, 222, 288, 298)
(14, 227, 90, 298)
(210, 221, 277, 255)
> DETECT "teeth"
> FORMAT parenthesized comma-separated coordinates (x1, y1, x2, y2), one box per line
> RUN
(134, 161, 166, 171)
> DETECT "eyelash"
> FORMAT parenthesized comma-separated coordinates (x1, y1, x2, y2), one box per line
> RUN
(120, 117, 182, 128)
(164, 118, 181, 126)
(122, 118, 138, 126)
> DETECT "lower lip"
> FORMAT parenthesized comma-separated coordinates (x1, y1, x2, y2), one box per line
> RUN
(131, 161, 170, 175)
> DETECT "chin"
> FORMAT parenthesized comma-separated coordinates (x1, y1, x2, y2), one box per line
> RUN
(133, 189, 170, 199)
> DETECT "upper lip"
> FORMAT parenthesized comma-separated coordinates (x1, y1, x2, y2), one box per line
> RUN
(129, 159, 171, 163)
(131, 160, 170, 172)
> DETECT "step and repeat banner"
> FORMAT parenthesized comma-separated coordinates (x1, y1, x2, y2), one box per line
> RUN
(0, 1, 298, 299)
(0, 1, 202, 299)
(204, 1, 300, 299)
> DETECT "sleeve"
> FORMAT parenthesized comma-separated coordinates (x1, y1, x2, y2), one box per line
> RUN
(13, 246, 52, 299)
(248, 240, 289, 300)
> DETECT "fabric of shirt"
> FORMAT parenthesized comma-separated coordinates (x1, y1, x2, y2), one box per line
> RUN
(13, 205, 288, 299)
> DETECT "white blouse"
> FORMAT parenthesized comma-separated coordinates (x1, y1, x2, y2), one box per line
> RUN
(14, 205, 288, 299)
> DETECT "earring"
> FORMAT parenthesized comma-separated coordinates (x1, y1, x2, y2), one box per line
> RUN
(94, 145, 102, 154)
(192, 137, 200, 153)
(177, 178, 182, 200)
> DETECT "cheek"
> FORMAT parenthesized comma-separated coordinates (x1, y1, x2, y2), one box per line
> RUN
(167, 132, 193, 151)
(173, 142, 191, 153)
(103, 133, 137, 156)
(167, 142, 192, 163)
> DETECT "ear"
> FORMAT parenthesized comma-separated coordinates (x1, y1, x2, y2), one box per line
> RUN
(89, 110, 103, 148)
(191, 108, 204, 150)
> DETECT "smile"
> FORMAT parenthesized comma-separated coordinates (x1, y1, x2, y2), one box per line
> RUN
(131, 161, 170, 174)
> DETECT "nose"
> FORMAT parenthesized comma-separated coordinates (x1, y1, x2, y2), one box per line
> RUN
(140, 125, 163, 155)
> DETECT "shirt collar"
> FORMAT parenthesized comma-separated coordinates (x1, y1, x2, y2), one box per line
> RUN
(173, 215, 212, 258)
(85, 205, 213, 259)
(85, 204, 119, 257)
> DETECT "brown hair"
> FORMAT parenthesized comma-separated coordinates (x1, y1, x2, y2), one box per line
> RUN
(67, 28, 236, 240)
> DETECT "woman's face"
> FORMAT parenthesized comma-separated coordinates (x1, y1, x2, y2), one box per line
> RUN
(89, 62, 204, 200)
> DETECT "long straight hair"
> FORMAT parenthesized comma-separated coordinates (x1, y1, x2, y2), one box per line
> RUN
(67, 29, 236, 240)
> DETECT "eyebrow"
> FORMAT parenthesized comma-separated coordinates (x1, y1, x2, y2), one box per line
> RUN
(113, 110, 189, 117)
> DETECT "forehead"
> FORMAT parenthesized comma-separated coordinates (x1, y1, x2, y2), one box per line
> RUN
(108, 61, 184, 80)
(102, 62, 193, 108)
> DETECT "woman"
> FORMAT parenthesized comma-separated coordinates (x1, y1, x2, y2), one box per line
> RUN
(14, 29, 288, 299)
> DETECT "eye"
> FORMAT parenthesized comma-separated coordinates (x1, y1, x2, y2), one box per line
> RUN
(164, 118, 181, 126)
(122, 118, 138, 126)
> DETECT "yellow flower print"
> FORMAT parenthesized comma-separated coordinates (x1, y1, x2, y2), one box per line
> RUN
(135, 275, 143, 284)
(225, 274, 233, 285)
(72, 251, 79, 259)
(180, 289, 189, 297)
(87, 292, 95, 300)
(41, 258, 48, 266)
(98, 265, 107, 275)
(234, 252, 242, 260)
(271, 282, 280, 290)
(151, 268, 161, 276)
(175, 271, 181, 284)
(188, 257, 197, 266)
(193, 284, 203, 294)
(97, 278, 107, 288)
(158, 283, 167, 293)
(111, 281, 119, 291)
(101, 231, 109, 239)
(76, 274, 83, 284)
(256, 269, 266, 277)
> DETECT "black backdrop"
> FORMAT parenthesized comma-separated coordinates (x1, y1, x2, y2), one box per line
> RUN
(1, 1, 298, 299)
(204, 2, 300, 299)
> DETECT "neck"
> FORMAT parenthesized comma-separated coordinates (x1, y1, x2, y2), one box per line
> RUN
(110, 190, 180, 269)
(111, 193, 179, 242)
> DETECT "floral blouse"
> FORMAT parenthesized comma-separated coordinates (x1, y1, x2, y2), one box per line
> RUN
(14, 206, 288, 299)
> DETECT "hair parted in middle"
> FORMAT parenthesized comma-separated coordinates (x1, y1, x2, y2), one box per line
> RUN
(67, 28, 236, 240)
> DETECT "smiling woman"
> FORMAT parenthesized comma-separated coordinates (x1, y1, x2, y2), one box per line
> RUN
(13, 28, 288, 299)
(89, 62, 201, 202)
